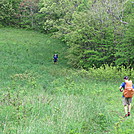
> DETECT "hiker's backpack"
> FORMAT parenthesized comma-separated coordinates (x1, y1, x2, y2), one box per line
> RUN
(123, 80, 134, 98)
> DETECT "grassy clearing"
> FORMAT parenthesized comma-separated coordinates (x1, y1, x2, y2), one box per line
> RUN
(0, 28, 134, 134)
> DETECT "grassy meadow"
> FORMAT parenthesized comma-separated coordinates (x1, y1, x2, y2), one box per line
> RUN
(0, 28, 134, 134)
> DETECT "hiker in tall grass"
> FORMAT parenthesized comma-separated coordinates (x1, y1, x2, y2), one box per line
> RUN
(53, 54, 58, 64)
(119, 76, 134, 117)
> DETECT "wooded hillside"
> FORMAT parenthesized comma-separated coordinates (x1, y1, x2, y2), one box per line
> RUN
(0, 0, 133, 69)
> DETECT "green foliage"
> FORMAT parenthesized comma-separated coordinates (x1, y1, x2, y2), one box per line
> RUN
(43, 0, 132, 69)
(40, 0, 134, 69)
(76, 64, 134, 83)
(18, 0, 40, 29)
(114, 118, 134, 134)
(0, 0, 20, 26)
(40, 0, 84, 33)
(0, 0, 42, 29)
(0, 0, 134, 69)
(115, 0, 134, 68)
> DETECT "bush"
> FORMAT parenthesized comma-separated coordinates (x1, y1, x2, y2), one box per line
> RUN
(77, 64, 134, 82)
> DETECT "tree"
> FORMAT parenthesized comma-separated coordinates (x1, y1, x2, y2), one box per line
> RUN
(18, 0, 40, 28)
(1, 0, 133, 69)
(115, 0, 134, 68)
(0, 0, 20, 26)
(51, 0, 128, 68)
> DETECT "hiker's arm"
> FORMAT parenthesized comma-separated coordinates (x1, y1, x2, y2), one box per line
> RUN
(132, 84, 134, 91)
(119, 86, 123, 92)
(119, 82, 125, 92)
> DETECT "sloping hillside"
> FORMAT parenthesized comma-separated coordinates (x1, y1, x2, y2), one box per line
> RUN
(0, 28, 134, 134)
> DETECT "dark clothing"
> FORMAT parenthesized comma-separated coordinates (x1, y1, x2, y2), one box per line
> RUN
(53, 54, 58, 62)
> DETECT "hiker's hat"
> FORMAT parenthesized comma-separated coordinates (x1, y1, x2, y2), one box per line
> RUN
(124, 76, 128, 80)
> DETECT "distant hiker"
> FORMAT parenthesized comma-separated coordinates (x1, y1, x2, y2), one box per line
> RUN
(119, 76, 134, 117)
(53, 54, 58, 64)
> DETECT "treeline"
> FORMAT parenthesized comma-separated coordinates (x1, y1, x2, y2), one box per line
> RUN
(0, 0, 134, 69)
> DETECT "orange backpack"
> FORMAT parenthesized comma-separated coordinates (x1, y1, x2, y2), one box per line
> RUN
(123, 80, 134, 98)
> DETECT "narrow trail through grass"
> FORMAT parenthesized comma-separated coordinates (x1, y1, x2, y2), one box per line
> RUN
(0, 28, 134, 134)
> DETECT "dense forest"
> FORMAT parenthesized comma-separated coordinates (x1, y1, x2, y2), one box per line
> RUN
(0, 0, 134, 69)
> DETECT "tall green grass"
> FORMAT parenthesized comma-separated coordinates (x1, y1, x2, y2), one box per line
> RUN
(0, 28, 134, 134)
